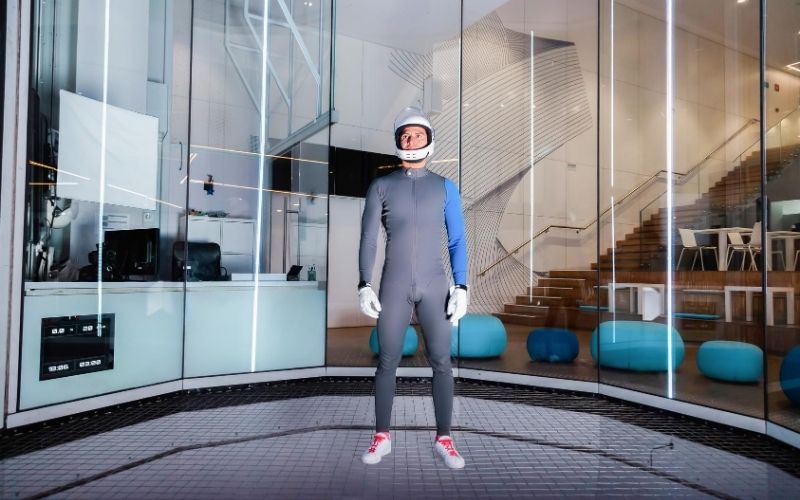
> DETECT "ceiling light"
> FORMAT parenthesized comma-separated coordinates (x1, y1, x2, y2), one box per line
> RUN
(787, 62, 800, 73)
(737, 0, 747, 4)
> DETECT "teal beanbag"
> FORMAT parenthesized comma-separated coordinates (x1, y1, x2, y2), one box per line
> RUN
(451, 314, 507, 358)
(780, 346, 800, 406)
(697, 341, 762, 383)
(527, 328, 579, 363)
(590, 321, 685, 372)
(369, 325, 418, 356)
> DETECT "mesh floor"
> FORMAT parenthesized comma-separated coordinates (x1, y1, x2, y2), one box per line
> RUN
(2, 378, 799, 499)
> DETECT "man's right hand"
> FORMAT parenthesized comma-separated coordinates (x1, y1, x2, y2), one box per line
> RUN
(358, 286, 382, 319)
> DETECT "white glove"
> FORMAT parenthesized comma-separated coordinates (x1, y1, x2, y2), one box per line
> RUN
(358, 285, 382, 319)
(446, 286, 468, 325)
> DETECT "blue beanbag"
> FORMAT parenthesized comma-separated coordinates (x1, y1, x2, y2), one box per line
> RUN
(527, 328, 579, 363)
(590, 321, 685, 372)
(697, 341, 762, 383)
(369, 325, 418, 356)
(450, 314, 507, 358)
(780, 346, 800, 406)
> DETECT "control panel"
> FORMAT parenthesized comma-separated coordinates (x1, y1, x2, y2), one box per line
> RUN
(40, 314, 115, 380)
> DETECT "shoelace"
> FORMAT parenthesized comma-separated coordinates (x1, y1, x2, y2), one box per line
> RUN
(437, 438, 459, 457)
(368, 435, 386, 453)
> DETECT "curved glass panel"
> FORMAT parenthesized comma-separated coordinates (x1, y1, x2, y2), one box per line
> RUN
(600, 0, 765, 418)
(183, 0, 331, 377)
(765, 0, 800, 434)
(20, 0, 191, 409)
(458, 1, 599, 381)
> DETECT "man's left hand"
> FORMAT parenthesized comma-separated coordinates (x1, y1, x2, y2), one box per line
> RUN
(447, 286, 468, 325)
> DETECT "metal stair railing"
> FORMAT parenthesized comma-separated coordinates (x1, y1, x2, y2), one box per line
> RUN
(478, 118, 759, 277)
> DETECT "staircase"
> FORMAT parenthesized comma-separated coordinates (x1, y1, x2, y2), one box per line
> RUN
(494, 272, 600, 328)
(492, 145, 800, 327)
(593, 147, 797, 271)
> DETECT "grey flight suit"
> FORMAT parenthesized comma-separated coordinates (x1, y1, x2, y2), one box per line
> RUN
(359, 165, 468, 435)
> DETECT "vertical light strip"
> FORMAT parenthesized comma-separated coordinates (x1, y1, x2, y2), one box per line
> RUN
(665, 0, 675, 399)
(529, 30, 535, 300)
(251, 0, 270, 372)
(609, 0, 617, 339)
(96, 0, 111, 332)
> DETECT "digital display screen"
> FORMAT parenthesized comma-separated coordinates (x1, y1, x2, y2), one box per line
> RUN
(40, 314, 115, 380)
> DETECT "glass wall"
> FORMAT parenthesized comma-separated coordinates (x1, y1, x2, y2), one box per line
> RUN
(766, 1, 800, 435)
(182, 0, 331, 378)
(457, 1, 599, 381)
(18, 0, 331, 412)
(19, 0, 191, 409)
(13, 0, 800, 446)
(598, 0, 771, 418)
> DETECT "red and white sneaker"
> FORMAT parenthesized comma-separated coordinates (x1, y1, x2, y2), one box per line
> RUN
(434, 435, 465, 469)
(361, 432, 391, 465)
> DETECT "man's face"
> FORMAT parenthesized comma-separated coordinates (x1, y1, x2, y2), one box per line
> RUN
(399, 125, 429, 151)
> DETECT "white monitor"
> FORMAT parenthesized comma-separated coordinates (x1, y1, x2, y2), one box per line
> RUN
(57, 90, 158, 210)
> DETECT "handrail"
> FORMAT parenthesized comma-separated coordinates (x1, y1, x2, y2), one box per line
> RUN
(478, 118, 759, 277)
(640, 107, 800, 220)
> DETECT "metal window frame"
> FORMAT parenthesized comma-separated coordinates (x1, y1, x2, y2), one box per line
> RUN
(224, 0, 326, 137)
(1, 0, 31, 424)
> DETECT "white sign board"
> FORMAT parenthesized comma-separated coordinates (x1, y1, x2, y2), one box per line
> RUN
(57, 90, 158, 210)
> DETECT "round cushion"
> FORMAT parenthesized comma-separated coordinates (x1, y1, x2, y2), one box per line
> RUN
(527, 328, 579, 363)
(369, 325, 418, 356)
(697, 341, 762, 383)
(590, 321, 685, 372)
(450, 314, 507, 358)
(780, 345, 800, 406)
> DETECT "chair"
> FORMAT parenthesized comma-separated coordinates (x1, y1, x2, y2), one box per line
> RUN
(726, 231, 757, 271)
(749, 221, 785, 270)
(172, 242, 227, 281)
(677, 228, 718, 270)
(729, 222, 785, 271)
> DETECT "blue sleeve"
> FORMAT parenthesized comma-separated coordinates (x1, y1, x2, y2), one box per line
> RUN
(444, 178, 468, 286)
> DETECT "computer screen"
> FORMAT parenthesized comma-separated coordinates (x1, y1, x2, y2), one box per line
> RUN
(103, 228, 159, 279)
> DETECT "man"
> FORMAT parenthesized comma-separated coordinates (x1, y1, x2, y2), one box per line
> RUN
(358, 107, 469, 469)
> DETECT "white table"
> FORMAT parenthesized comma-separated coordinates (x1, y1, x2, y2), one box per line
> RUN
(693, 227, 752, 271)
(723, 285, 795, 326)
(598, 283, 665, 315)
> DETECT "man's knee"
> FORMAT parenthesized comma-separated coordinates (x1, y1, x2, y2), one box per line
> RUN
(427, 351, 453, 374)
(376, 351, 403, 373)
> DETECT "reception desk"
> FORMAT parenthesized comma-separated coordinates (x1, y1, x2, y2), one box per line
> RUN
(20, 281, 325, 410)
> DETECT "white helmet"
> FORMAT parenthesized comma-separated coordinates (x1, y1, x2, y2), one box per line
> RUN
(394, 107, 435, 162)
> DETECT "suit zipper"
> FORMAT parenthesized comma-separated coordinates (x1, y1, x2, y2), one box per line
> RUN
(411, 177, 417, 293)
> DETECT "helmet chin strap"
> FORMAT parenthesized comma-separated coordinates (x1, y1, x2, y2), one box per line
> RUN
(405, 155, 427, 164)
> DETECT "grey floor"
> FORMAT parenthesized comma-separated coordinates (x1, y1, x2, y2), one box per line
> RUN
(3, 381, 800, 499)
